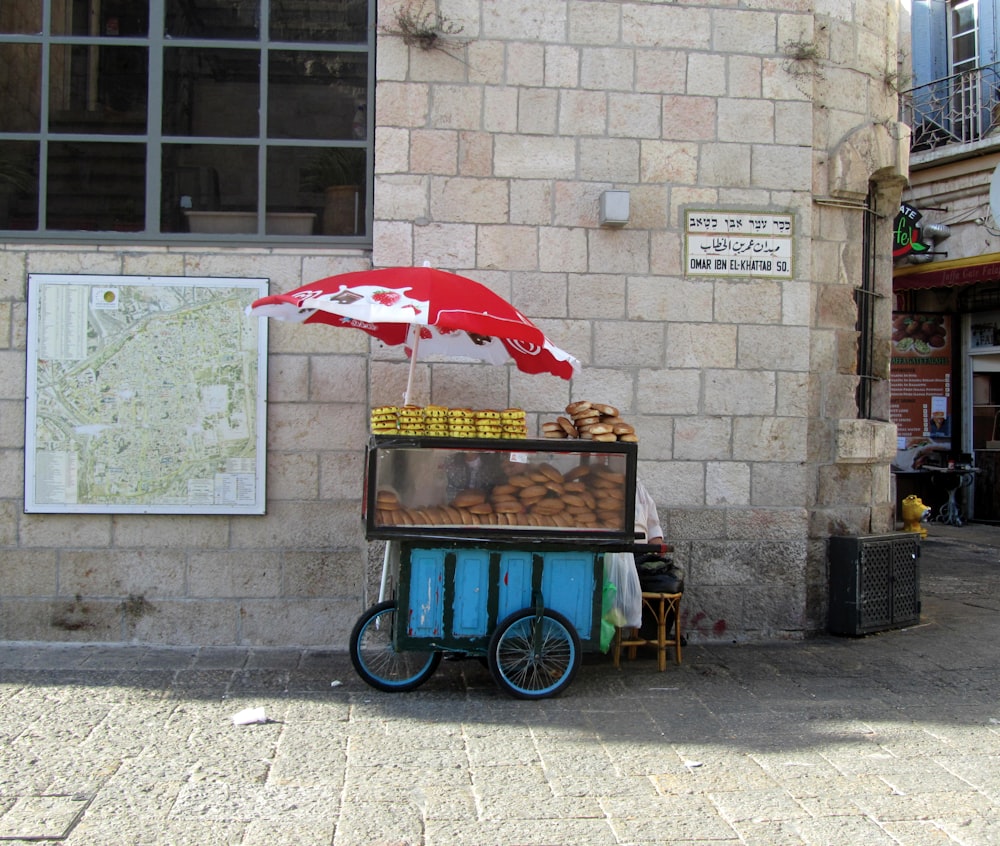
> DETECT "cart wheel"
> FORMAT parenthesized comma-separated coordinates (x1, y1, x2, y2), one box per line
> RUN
(487, 608, 581, 699)
(349, 600, 441, 692)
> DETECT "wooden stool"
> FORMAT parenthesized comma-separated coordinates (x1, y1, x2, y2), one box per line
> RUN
(613, 592, 683, 671)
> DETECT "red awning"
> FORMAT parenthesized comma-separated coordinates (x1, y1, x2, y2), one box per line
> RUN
(894, 252, 1000, 291)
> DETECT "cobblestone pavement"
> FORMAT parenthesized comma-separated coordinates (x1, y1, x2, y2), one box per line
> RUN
(2, 524, 1000, 845)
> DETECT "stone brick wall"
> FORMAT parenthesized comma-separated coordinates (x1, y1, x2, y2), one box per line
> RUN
(0, 0, 907, 647)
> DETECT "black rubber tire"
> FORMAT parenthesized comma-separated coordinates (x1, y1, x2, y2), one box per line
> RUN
(487, 607, 581, 699)
(349, 600, 441, 692)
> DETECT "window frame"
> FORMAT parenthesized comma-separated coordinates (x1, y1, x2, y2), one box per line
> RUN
(0, 0, 374, 244)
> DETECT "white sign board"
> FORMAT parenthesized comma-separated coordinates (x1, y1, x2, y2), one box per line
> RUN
(685, 210, 794, 278)
(25, 275, 269, 514)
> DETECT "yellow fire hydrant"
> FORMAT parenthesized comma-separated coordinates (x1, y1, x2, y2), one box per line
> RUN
(901, 494, 931, 538)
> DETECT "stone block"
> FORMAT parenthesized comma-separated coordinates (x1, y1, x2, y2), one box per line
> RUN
(579, 138, 640, 182)
(477, 225, 538, 270)
(751, 144, 812, 191)
(232, 499, 363, 552)
(188, 551, 282, 598)
(674, 416, 732, 461)
(588, 229, 649, 274)
(376, 81, 429, 127)
(458, 130, 493, 176)
(751, 462, 813, 507)
(580, 47, 635, 92)
(509, 180, 554, 225)
(60, 549, 187, 598)
(319, 451, 366, 501)
(835, 419, 898, 463)
(410, 129, 459, 175)
(719, 98, 774, 144)
(687, 53, 727, 97)
(662, 95, 716, 141)
(511, 271, 569, 317)
(739, 326, 811, 371)
(641, 140, 699, 184)
(0, 249, 26, 299)
(593, 320, 663, 368)
(568, 275, 625, 320)
(267, 355, 310, 403)
(19, 512, 112, 548)
(376, 173, 430, 220)
(518, 88, 558, 135)
(430, 84, 483, 130)
(704, 370, 777, 420)
(638, 368, 700, 414)
(413, 222, 478, 268)
(733, 417, 808, 462)
(431, 177, 509, 223)
(0, 446, 23, 496)
(630, 275, 712, 322)
(538, 227, 588, 273)
(652, 461, 705, 507)
(267, 402, 367, 453)
(483, 87, 519, 133)
(622, 4, 711, 50)
(544, 44, 580, 88)
(238, 598, 361, 648)
(0, 349, 26, 399)
(0, 399, 25, 448)
(568, 0, 621, 45)
(663, 507, 726, 540)
(125, 599, 239, 645)
(698, 142, 752, 187)
(0, 550, 57, 595)
(715, 278, 782, 324)
(266, 451, 320, 501)
(609, 94, 661, 139)
(668, 324, 737, 368)
(282, 550, 364, 597)
(706, 462, 751, 506)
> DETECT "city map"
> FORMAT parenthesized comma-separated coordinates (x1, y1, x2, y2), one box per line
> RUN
(25, 275, 268, 514)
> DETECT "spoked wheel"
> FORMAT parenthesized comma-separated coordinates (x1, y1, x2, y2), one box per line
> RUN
(487, 608, 581, 699)
(349, 600, 442, 692)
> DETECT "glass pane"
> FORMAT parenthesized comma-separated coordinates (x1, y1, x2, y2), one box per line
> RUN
(0, 140, 39, 230)
(266, 145, 366, 236)
(165, 0, 259, 39)
(47, 141, 145, 231)
(161, 143, 258, 233)
(0, 0, 41, 34)
(49, 45, 148, 133)
(953, 32, 977, 65)
(270, 0, 368, 43)
(50, 1, 150, 36)
(267, 50, 367, 139)
(163, 48, 259, 138)
(0, 44, 42, 131)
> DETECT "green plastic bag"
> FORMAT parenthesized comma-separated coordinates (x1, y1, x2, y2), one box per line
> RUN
(600, 578, 618, 653)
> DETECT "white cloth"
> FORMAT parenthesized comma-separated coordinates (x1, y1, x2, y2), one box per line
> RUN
(634, 480, 662, 542)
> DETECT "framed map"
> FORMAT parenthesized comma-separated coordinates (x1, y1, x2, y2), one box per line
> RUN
(25, 275, 269, 514)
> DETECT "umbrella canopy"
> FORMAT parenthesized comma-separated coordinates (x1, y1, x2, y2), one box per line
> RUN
(248, 267, 581, 392)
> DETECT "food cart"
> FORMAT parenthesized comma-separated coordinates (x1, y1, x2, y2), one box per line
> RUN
(350, 434, 656, 699)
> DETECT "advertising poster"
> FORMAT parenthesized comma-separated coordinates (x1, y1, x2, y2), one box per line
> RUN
(890, 313, 952, 471)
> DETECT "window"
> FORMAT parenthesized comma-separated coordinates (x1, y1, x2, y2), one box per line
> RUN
(0, 0, 372, 241)
(949, 0, 979, 77)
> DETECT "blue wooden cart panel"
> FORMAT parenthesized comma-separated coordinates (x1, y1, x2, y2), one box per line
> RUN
(399, 544, 601, 649)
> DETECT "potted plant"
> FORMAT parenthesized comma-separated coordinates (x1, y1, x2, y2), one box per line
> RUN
(304, 147, 365, 235)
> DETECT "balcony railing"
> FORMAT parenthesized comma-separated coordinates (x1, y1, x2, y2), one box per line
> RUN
(900, 63, 1000, 152)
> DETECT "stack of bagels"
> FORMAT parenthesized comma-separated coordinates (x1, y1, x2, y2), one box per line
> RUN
(373, 461, 627, 530)
(541, 401, 637, 443)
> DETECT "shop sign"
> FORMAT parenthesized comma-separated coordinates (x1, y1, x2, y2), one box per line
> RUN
(893, 203, 931, 259)
(890, 312, 952, 471)
(684, 210, 793, 278)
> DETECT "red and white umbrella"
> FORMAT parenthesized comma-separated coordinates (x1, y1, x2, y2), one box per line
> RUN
(248, 266, 580, 402)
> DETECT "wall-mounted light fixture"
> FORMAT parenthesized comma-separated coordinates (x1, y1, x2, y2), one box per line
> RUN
(599, 190, 630, 228)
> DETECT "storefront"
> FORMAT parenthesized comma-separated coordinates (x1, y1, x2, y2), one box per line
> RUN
(893, 253, 1000, 523)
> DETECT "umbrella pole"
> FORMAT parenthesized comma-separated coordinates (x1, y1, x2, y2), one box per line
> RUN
(403, 328, 421, 406)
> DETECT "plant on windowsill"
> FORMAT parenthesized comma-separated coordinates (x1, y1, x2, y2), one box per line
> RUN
(303, 147, 366, 236)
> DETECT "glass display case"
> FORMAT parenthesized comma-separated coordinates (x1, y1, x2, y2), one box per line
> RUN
(364, 436, 638, 542)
